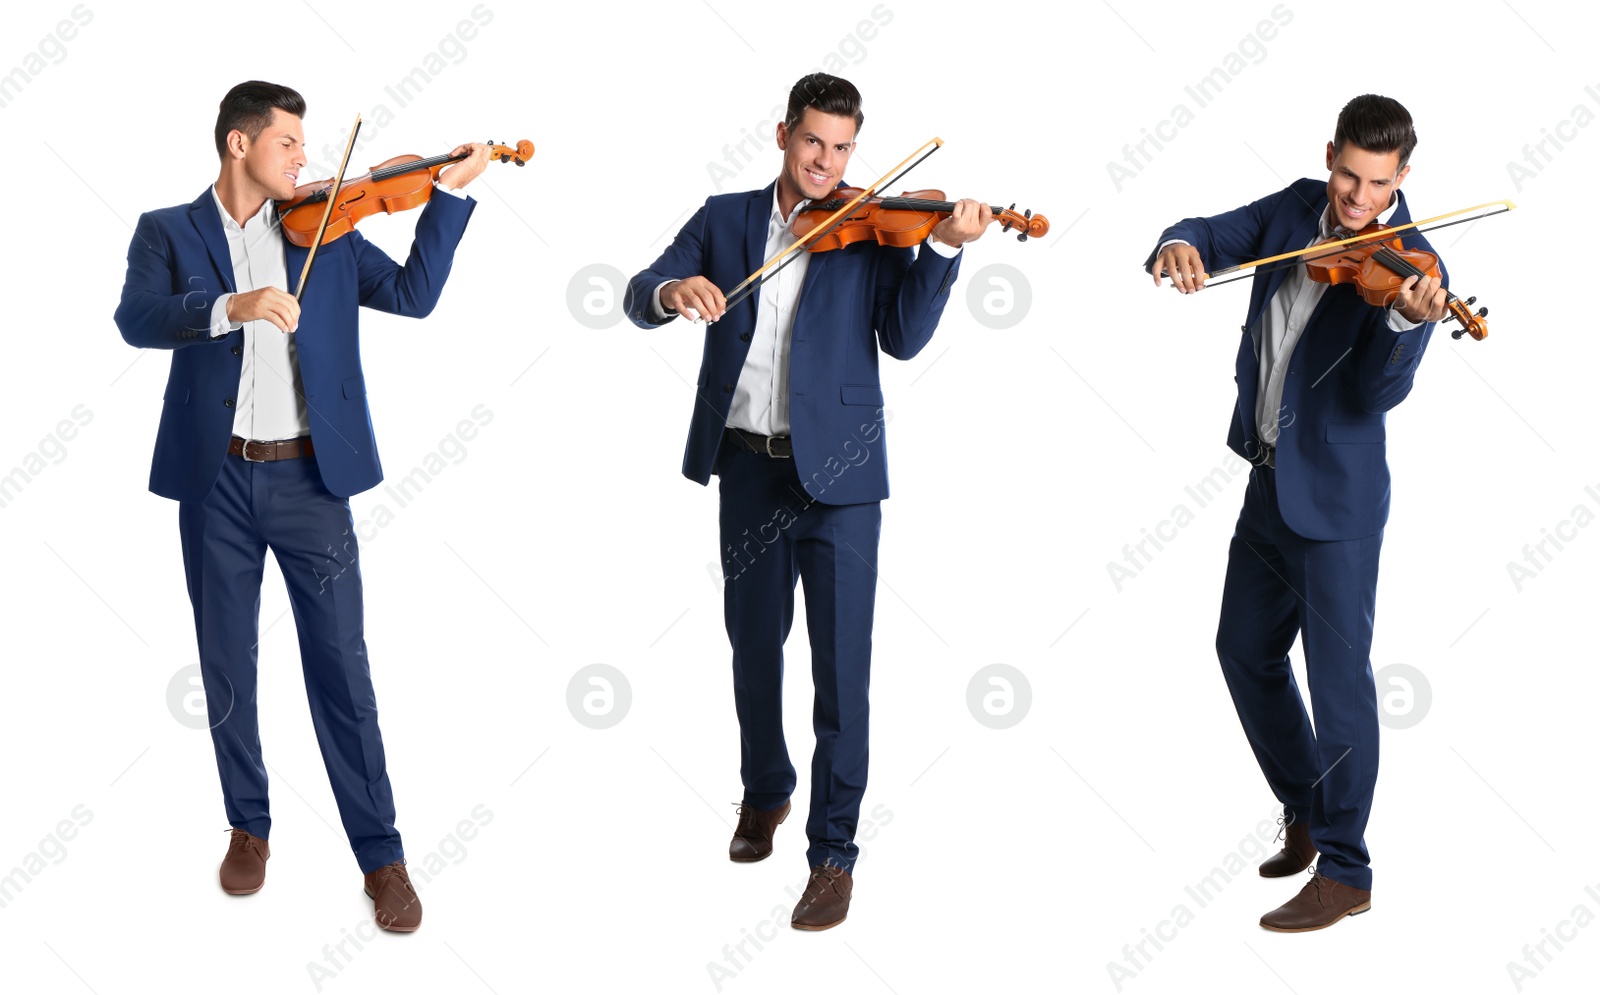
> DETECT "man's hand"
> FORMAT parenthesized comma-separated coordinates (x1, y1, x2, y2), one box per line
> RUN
(226, 287, 300, 333)
(437, 143, 492, 192)
(661, 276, 726, 323)
(1392, 272, 1449, 323)
(930, 199, 996, 248)
(1150, 243, 1207, 293)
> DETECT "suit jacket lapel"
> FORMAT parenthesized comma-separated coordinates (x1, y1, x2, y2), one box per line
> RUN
(188, 188, 236, 294)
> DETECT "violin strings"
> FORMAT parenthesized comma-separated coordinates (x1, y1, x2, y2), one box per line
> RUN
(1187, 206, 1512, 291)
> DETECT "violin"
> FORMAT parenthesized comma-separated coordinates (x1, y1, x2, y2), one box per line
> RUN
(1303, 222, 1488, 340)
(793, 188, 1049, 249)
(277, 139, 534, 247)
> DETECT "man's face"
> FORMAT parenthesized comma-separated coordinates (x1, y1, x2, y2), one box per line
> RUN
(1324, 140, 1409, 231)
(777, 107, 857, 205)
(235, 108, 306, 202)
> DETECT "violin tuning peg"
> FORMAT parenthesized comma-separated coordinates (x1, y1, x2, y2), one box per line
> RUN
(1464, 296, 1477, 306)
(1017, 232, 1028, 243)
(1477, 307, 1488, 317)
(1451, 327, 1466, 339)
(1024, 208, 1033, 220)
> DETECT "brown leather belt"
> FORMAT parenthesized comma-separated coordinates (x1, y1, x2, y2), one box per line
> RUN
(727, 427, 791, 459)
(229, 435, 315, 462)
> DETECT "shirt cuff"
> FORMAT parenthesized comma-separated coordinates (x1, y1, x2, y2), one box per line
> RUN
(210, 293, 241, 338)
(924, 234, 961, 258)
(1156, 238, 1190, 252)
(651, 280, 676, 321)
(1385, 303, 1424, 331)
(433, 180, 470, 200)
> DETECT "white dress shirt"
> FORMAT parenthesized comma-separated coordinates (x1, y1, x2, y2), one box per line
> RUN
(207, 182, 469, 442)
(1159, 192, 1420, 446)
(207, 186, 308, 441)
(654, 188, 960, 436)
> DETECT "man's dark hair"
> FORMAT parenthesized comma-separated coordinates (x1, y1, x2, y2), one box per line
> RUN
(784, 73, 863, 135)
(214, 80, 305, 159)
(1333, 94, 1417, 168)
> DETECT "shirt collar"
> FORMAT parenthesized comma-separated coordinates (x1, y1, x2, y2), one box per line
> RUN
(1321, 189, 1400, 239)
(210, 184, 277, 234)
(771, 187, 810, 231)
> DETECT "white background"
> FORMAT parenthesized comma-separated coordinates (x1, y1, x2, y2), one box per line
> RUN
(1, 1, 1595, 993)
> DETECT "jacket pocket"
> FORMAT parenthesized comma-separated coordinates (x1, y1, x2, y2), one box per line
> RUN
(1325, 423, 1385, 444)
(840, 384, 884, 406)
(342, 375, 366, 399)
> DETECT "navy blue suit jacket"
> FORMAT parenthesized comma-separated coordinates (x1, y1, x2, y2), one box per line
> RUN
(1144, 179, 1443, 541)
(115, 188, 474, 501)
(625, 181, 961, 506)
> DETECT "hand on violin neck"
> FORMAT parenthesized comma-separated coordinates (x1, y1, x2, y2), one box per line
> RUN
(1392, 272, 1448, 323)
(929, 199, 995, 248)
(437, 143, 491, 191)
(662, 276, 727, 324)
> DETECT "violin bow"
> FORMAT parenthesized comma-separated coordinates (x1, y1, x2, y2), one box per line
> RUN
(292, 113, 362, 303)
(1167, 198, 1517, 290)
(717, 136, 945, 315)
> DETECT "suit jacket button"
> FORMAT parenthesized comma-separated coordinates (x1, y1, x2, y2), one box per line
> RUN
(224, 397, 235, 408)
(739, 332, 751, 342)
(231, 345, 242, 356)
(723, 383, 734, 393)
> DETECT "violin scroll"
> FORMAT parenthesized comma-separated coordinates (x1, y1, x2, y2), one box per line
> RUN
(488, 139, 535, 167)
(997, 202, 1049, 242)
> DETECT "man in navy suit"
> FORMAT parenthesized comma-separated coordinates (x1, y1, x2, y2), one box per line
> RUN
(115, 81, 487, 932)
(625, 73, 994, 930)
(1145, 94, 1450, 931)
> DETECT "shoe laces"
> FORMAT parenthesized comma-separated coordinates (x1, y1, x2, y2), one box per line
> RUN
(1306, 869, 1337, 908)
(371, 861, 416, 898)
(226, 828, 259, 856)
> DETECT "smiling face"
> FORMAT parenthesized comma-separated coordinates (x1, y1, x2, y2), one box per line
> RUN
(775, 107, 857, 213)
(1324, 140, 1409, 231)
(231, 107, 306, 202)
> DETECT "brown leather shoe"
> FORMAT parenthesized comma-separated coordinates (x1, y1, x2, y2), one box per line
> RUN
(729, 799, 791, 862)
(1260, 872, 1371, 932)
(363, 860, 422, 932)
(219, 828, 269, 895)
(1259, 816, 1317, 878)
(791, 864, 852, 931)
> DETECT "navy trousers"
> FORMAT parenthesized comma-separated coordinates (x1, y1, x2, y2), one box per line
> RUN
(717, 434, 881, 874)
(1216, 465, 1382, 890)
(178, 451, 404, 874)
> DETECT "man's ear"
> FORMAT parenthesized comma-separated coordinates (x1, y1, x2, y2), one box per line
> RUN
(1324, 140, 1335, 171)
(1393, 163, 1412, 189)
(776, 121, 789, 152)
(229, 129, 248, 160)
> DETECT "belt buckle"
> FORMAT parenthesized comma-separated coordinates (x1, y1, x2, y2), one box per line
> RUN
(241, 439, 266, 463)
(765, 435, 790, 459)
